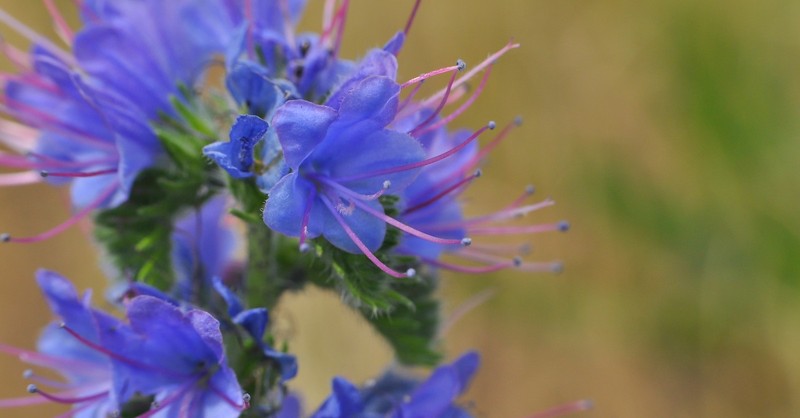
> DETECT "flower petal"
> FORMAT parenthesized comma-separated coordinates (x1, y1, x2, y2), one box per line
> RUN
(272, 101, 338, 169)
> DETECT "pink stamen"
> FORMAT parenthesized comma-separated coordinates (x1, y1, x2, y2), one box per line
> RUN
(404, 0, 423, 36)
(343, 193, 469, 247)
(312, 174, 389, 201)
(0, 152, 37, 169)
(3, 171, 57, 188)
(403, 170, 481, 215)
(0, 395, 51, 408)
(467, 221, 569, 236)
(401, 61, 463, 89)
(506, 185, 536, 209)
(526, 400, 593, 418)
(0, 8, 74, 65)
(24, 370, 73, 389)
(397, 79, 424, 112)
(0, 101, 116, 151)
(464, 199, 556, 227)
(322, 0, 336, 30)
(320, 194, 414, 278)
(408, 65, 461, 137)
(455, 250, 562, 273)
(41, 168, 116, 178)
(3, 181, 117, 244)
(464, 117, 521, 172)
(70, 0, 100, 23)
(332, 0, 350, 57)
(0, 343, 104, 372)
(334, 122, 494, 183)
(53, 400, 95, 418)
(59, 324, 193, 379)
(321, 0, 348, 48)
(419, 41, 519, 109)
(0, 120, 38, 151)
(27, 385, 107, 405)
(416, 64, 493, 136)
(438, 288, 494, 337)
(43, 0, 75, 45)
(420, 257, 515, 274)
(0, 35, 30, 70)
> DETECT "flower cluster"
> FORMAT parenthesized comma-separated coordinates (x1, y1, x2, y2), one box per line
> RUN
(0, 1, 582, 417)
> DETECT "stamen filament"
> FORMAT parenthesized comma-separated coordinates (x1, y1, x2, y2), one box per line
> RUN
(404, 0, 423, 36)
(463, 117, 520, 172)
(0, 8, 74, 65)
(40, 168, 116, 178)
(136, 381, 196, 418)
(419, 41, 519, 109)
(527, 400, 594, 418)
(463, 199, 555, 226)
(416, 64, 493, 136)
(466, 222, 568, 236)
(0, 172, 39, 186)
(401, 62, 462, 89)
(334, 122, 494, 183)
(43, 0, 74, 44)
(409, 65, 461, 137)
(344, 192, 469, 246)
(298, 187, 316, 249)
(397, 79, 424, 112)
(420, 257, 514, 274)
(27, 385, 107, 405)
(332, 0, 349, 56)
(403, 170, 481, 215)
(208, 383, 247, 410)
(3, 181, 118, 244)
(320, 194, 414, 278)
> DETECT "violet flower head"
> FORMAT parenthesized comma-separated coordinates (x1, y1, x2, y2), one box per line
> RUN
(0, 270, 118, 417)
(279, 351, 480, 418)
(0, 0, 239, 242)
(69, 295, 247, 418)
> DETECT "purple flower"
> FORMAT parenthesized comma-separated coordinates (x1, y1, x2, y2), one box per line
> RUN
(0, 270, 118, 417)
(88, 295, 246, 418)
(277, 351, 480, 418)
(0, 0, 240, 242)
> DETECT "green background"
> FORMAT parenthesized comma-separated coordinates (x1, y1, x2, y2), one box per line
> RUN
(1, 0, 799, 416)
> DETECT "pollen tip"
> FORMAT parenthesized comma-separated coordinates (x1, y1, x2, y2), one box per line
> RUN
(382, 180, 392, 189)
(474, 169, 482, 178)
(39, 170, 48, 178)
(488, 121, 497, 130)
(461, 237, 472, 246)
(557, 221, 570, 232)
(405, 268, 416, 278)
(579, 399, 595, 410)
(514, 115, 523, 126)
(525, 184, 536, 195)
(22, 369, 33, 379)
(512, 256, 523, 267)
(26, 384, 38, 394)
(299, 242, 311, 253)
(551, 261, 564, 274)
(456, 59, 466, 71)
(0, 233, 10, 242)
(58, 322, 67, 329)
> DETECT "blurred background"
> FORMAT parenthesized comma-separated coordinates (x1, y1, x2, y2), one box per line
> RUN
(2, 0, 800, 417)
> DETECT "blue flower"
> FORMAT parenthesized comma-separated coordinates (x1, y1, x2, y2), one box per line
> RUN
(94, 295, 246, 418)
(277, 351, 480, 418)
(262, 49, 430, 277)
(0, 0, 240, 241)
(0, 270, 118, 417)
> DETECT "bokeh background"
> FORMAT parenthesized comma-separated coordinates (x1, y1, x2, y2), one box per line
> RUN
(2, 0, 800, 417)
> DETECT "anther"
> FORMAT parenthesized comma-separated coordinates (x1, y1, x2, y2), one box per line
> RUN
(525, 185, 536, 195)
(474, 169, 482, 178)
(488, 121, 497, 130)
(514, 115, 523, 126)
(405, 268, 416, 278)
(39, 170, 48, 178)
(1, 233, 10, 242)
(512, 256, 523, 267)
(22, 369, 33, 379)
(551, 262, 564, 274)
(557, 221, 570, 232)
(382, 180, 392, 189)
(299, 242, 311, 253)
(26, 384, 37, 394)
(461, 237, 472, 246)
(456, 59, 466, 71)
